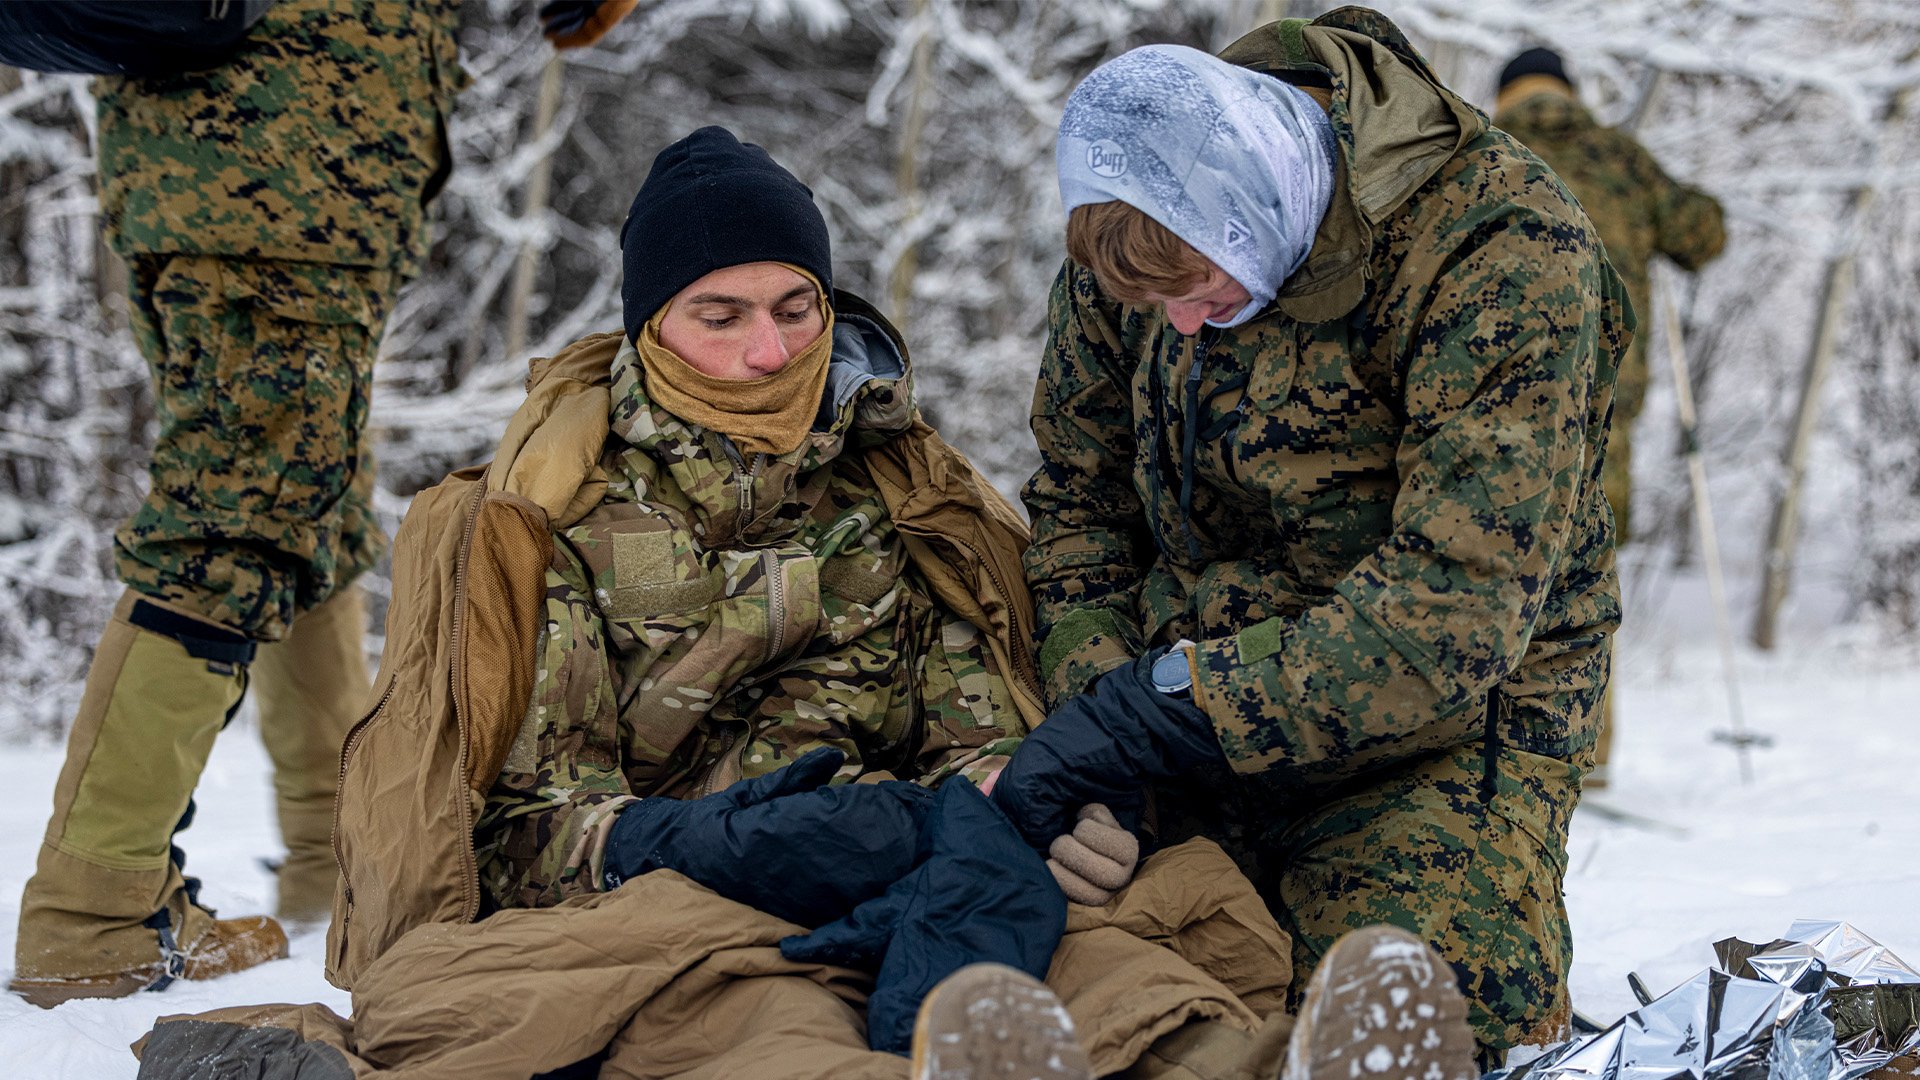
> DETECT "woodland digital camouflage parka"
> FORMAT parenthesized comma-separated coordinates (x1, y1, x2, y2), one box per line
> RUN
(477, 305, 1027, 909)
(1025, 9, 1631, 800)
(94, 0, 464, 276)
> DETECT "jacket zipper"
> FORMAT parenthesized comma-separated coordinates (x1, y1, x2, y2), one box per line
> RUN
(971, 544, 1042, 700)
(760, 548, 789, 666)
(445, 478, 490, 922)
(718, 436, 761, 537)
(332, 476, 486, 927)
(1178, 330, 1219, 563)
(330, 674, 397, 910)
(701, 436, 773, 799)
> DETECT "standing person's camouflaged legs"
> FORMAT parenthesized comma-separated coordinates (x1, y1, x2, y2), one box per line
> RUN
(1493, 47, 1725, 785)
(115, 256, 393, 638)
(10, 0, 480, 1005)
(1010, 8, 1627, 1060)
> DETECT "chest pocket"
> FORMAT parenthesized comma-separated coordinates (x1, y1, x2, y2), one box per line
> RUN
(1204, 321, 1301, 503)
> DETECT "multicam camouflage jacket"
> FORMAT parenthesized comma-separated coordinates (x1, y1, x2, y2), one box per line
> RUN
(94, 0, 464, 275)
(1495, 87, 1726, 430)
(1024, 8, 1629, 806)
(476, 305, 1028, 909)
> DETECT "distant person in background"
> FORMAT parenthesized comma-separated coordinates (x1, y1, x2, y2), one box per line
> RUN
(1494, 46, 1727, 789)
(7, 0, 636, 1007)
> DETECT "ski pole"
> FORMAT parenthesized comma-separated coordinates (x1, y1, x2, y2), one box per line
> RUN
(1656, 271, 1770, 783)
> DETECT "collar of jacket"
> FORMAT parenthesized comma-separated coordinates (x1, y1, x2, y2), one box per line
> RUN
(608, 291, 915, 467)
(1215, 6, 1488, 325)
(487, 291, 915, 531)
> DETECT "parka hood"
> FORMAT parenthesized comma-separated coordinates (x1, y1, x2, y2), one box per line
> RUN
(1216, 6, 1487, 323)
(819, 300, 912, 439)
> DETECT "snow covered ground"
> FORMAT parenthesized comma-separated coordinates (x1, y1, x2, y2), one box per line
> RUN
(0, 560, 1914, 1076)
(1561, 553, 1920, 1028)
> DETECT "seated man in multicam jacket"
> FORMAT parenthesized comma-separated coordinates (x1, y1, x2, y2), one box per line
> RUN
(467, 125, 1141, 1063)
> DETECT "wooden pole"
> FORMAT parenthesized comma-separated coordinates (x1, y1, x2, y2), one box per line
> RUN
(1751, 79, 1913, 649)
(1750, 202, 1868, 649)
(503, 54, 566, 365)
(887, 0, 933, 331)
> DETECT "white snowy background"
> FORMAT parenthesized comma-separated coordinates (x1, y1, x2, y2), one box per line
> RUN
(3, 0, 1918, 1074)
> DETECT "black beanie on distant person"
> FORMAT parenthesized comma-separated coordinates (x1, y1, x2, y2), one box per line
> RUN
(1498, 47, 1573, 91)
(620, 126, 834, 344)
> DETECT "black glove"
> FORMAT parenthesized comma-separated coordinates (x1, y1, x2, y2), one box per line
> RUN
(780, 778, 1065, 1054)
(991, 647, 1226, 850)
(602, 748, 933, 927)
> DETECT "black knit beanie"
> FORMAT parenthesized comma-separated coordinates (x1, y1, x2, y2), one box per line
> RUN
(620, 126, 833, 344)
(1499, 47, 1572, 91)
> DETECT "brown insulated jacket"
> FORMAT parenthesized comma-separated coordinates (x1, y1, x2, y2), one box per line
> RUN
(325, 295, 1046, 989)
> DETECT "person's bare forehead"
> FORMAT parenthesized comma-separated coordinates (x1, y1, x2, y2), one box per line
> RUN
(681, 282, 817, 308)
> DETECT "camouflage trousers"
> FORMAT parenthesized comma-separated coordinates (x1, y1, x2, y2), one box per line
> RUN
(116, 255, 395, 641)
(1155, 741, 1580, 1061)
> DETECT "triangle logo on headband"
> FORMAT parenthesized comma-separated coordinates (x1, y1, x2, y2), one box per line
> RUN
(1223, 217, 1253, 247)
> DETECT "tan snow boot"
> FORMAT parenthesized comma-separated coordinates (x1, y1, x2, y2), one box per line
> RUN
(12, 884, 288, 1009)
(254, 584, 371, 928)
(1282, 926, 1477, 1080)
(911, 963, 1092, 1080)
(10, 591, 287, 1007)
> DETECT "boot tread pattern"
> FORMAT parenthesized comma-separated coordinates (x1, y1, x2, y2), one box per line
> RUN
(912, 963, 1092, 1080)
(1284, 927, 1478, 1080)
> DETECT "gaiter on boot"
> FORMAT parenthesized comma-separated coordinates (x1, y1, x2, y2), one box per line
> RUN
(11, 591, 286, 1006)
(254, 584, 371, 926)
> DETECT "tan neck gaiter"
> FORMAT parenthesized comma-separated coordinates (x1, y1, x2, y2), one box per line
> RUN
(635, 273, 834, 457)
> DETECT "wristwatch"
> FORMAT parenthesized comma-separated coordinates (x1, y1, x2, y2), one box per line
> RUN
(1150, 641, 1195, 696)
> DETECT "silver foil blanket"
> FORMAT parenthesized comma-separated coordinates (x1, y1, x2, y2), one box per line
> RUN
(1488, 921, 1919, 1080)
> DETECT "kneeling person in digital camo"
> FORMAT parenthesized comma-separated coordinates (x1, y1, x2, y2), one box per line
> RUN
(999, 7, 1629, 1065)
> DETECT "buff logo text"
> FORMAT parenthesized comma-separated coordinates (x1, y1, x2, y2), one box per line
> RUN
(1087, 140, 1128, 179)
